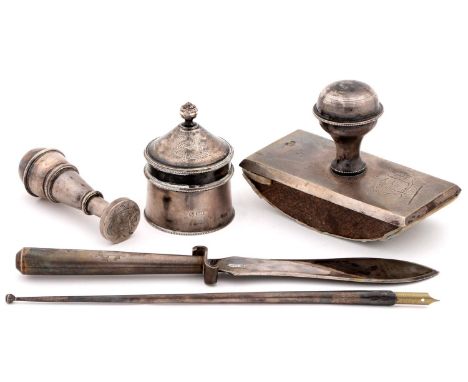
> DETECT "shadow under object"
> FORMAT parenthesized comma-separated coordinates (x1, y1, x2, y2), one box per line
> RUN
(240, 80, 461, 241)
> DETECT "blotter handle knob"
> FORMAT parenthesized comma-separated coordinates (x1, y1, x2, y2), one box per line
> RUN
(313, 80, 383, 176)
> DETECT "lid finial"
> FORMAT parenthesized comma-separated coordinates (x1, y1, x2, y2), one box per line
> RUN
(180, 102, 198, 127)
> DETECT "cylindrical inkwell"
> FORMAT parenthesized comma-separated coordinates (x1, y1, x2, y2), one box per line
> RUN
(144, 102, 234, 234)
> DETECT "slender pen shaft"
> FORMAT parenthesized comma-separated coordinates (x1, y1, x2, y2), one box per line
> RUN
(6, 291, 438, 306)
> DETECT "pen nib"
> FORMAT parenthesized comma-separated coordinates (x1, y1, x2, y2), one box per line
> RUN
(395, 292, 439, 305)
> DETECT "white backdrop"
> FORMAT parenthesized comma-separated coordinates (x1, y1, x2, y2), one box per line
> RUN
(1, 1, 466, 381)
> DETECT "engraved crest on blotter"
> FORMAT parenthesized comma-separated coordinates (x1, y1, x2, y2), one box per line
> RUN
(373, 171, 424, 204)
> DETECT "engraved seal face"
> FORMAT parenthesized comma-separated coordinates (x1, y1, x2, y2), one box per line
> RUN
(100, 198, 141, 243)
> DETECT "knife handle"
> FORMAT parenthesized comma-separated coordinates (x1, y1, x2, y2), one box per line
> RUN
(16, 246, 218, 283)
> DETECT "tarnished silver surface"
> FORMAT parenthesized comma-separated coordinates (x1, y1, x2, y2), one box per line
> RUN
(212, 256, 437, 284)
(144, 177, 234, 235)
(144, 102, 234, 234)
(241, 130, 460, 240)
(5, 291, 439, 307)
(314, 80, 383, 125)
(242, 130, 460, 226)
(144, 102, 233, 174)
(16, 246, 438, 284)
(313, 80, 383, 175)
(19, 148, 140, 243)
(240, 80, 461, 241)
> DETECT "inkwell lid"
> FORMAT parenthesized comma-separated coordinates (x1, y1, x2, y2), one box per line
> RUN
(145, 102, 233, 178)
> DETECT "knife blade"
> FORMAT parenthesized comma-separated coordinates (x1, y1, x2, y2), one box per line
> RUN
(212, 257, 437, 283)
